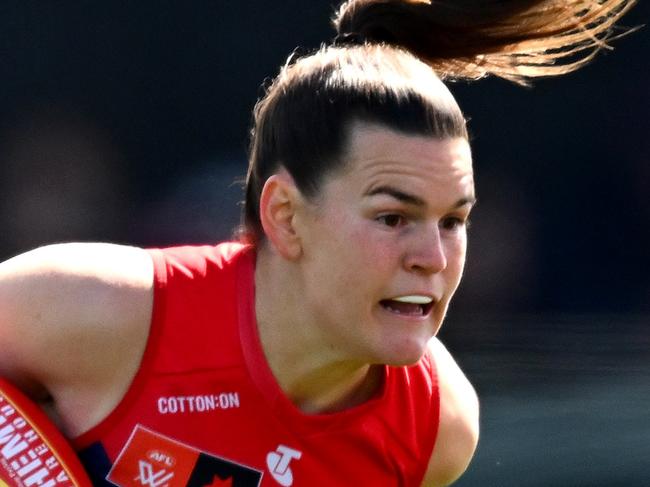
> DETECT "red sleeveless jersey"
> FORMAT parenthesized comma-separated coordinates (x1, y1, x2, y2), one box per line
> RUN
(73, 243, 440, 487)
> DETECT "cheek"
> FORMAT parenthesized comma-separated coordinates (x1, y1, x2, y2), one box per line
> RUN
(321, 223, 397, 298)
(349, 223, 399, 266)
(455, 235, 468, 266)
(445, 235, 468, 278)
(306, 207, 398, 289)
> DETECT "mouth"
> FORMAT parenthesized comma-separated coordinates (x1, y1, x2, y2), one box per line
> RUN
(379, 295, 434, 317)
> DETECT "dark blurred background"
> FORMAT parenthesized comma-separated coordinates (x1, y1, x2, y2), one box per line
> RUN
(0, 2, 647, 485)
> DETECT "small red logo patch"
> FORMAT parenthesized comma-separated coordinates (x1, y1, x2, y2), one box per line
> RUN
(107, 426, 262, 487)
(108, 427, 199, 487)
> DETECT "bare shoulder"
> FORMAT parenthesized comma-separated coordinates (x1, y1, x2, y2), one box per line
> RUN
(0, 242, 154, 435)
(421, 337, 479, 487)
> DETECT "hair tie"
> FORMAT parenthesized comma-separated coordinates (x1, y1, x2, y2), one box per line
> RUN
(332, 32, 367, 46)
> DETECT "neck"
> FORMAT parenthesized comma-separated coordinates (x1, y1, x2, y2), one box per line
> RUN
(254, 245, 383, 414)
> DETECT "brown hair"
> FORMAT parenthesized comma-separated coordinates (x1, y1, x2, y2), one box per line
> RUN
(242, 0, 635, 243)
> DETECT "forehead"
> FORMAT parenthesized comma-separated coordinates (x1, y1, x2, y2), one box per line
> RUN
(327, 122, 474, 201)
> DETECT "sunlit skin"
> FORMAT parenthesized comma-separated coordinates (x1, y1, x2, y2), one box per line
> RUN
(255, 122, 475, 412)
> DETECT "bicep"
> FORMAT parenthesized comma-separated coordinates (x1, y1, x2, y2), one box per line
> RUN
(421, 337, 479, 486)
(0, 243, 154, 403)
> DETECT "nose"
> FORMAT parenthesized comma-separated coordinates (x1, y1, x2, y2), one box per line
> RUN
(403, 224, 447, 275)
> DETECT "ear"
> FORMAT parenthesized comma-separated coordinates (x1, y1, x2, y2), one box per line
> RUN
(259, 170, 303, 260)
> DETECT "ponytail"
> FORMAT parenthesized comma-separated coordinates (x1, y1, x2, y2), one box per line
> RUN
(242, 0, 636, 243)
(334, 0, 637, 83)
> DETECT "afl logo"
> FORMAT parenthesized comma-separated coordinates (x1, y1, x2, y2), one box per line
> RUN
(147, 449, 176, 468)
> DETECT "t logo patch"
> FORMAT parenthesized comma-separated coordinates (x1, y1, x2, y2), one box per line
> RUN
(265, 446, 301, 487)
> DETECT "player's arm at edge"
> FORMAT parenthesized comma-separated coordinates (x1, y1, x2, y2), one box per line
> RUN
(0, 242, 153, 438)
(421, 337, 480, 487)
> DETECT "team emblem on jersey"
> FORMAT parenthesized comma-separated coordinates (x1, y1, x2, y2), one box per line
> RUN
(107, 426, 262, 487)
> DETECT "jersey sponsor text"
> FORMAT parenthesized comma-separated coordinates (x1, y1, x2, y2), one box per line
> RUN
(157, 394, 240, 415)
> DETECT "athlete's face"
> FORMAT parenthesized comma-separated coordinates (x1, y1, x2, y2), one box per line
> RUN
(294, 123, 475, 365)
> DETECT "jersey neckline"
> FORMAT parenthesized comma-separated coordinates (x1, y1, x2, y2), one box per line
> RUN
(235, 247, 390, 435)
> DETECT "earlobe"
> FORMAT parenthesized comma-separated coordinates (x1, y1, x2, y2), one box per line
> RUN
(259, 171, 303, 260)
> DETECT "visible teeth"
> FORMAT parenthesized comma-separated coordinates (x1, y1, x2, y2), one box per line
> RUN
(393, 295, 432, 304)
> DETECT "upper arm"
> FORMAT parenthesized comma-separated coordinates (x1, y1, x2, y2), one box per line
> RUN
(0, 242, 154, 435)
(421, 337, 479, 487)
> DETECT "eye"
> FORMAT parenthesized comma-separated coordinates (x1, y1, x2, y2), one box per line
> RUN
(377, 214, 406, 228)
(440, 216, 468, 231)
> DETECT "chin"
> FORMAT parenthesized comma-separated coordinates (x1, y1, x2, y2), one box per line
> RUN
(373, 337, 430, 367)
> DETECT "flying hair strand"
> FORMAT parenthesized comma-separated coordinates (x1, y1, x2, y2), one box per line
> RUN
(333, 0, 638, 84)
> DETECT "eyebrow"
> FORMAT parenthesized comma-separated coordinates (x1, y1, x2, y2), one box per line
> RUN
(365, 185, 477, 209)
(365, 186, 426, 206)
